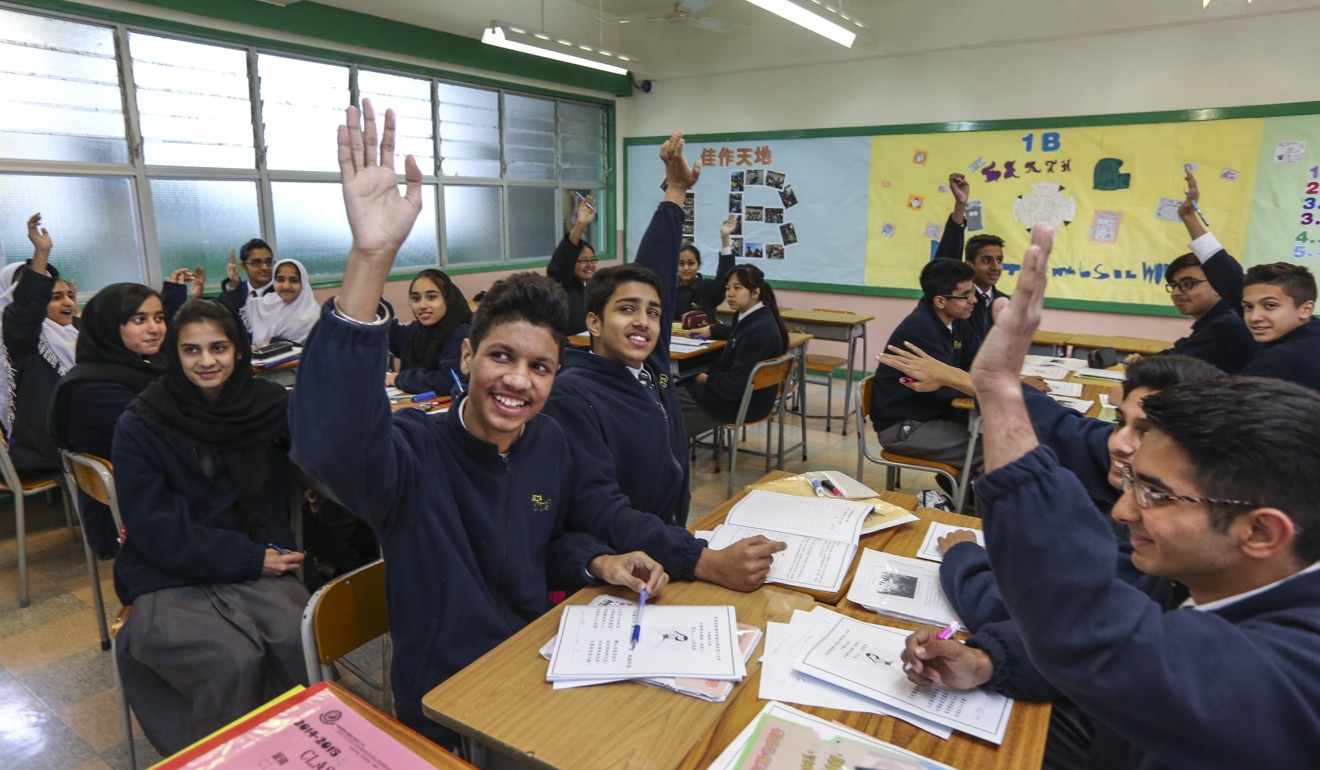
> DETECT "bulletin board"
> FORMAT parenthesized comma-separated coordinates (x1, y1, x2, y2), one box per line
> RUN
(623, 101, 1320, 316)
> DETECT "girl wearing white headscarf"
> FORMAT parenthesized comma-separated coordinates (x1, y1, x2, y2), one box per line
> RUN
(2, 213, 79, 472)
(240, 258, 319, 347)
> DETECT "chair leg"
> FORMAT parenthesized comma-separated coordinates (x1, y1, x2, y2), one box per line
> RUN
(63, 485, 77, 542)
(111, 636, 137, 769)
(83, 538, 110, 651)
(885, 466, 899, 492)
(825, 373, 833, 433)
(15, 495, 28, 608)
(726, 427, 738, 499)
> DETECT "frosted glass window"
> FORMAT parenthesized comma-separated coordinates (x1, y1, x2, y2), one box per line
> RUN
(437, 83, 500, 178)
(0, 175, 141, 292)
(258, 55, 349, 172)
(443, 186, 502, 266)
(0, 9, 128, 163)
(508, 187, 556, 262)
(562, 188, 604, 253)
(504, 95, 555, 181)
(272, 181, 437, 275)
(358, 71, 435, 176)
(130, 34, 255, 168)
(152, 180, 261, 285)
(560, 103, 606, 185)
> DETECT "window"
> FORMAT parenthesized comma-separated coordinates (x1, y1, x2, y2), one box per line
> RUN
(0, 6, 612, 295)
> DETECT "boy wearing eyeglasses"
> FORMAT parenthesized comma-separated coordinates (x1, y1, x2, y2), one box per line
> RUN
(933, 173, 1010, 341)
(901, 224, 1320, 768)
(218, 238, 278, 315)
(870, 258, 982, 473)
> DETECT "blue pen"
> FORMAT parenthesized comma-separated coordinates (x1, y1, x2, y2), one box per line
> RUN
(809, 479, 828, 498)
(1184, 190, 1210, 227)
(450, 369, 464, 394)
(410, 390, 437, 402)
(630, 588, 649, 650)
(267, 542, 291, 555)
(690, 333, 708, 342)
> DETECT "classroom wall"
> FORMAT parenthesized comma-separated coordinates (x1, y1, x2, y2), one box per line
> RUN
(616, 5, 1320, 361)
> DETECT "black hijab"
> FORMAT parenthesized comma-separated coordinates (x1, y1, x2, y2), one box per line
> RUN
(129, 299, 289, 541)
(404, 269, 472, 372)
(49, 283, 166, 449)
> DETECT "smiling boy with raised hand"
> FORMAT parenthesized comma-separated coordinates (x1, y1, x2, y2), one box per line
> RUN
(900, 222, 1320, 769)
(291, 101, 708, 746)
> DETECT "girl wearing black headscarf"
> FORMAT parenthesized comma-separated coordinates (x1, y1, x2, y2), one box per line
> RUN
(386, 268, 472, 394)
(110, 299, 307, 754)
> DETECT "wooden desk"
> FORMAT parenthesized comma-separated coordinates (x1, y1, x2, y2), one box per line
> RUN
(1065, 333, 1172, 356)
(779, 308, 874, 437)
(1032, 330, 1072, 354)
(422, 581, 816, 770)
(689, 470, 920, 606)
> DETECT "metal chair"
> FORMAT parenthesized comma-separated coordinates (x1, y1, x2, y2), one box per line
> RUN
(855, 375, 964, 511)
(2, 434, 75, 607)
(703, 353, 797, 499)
(301, 559, 392, 713)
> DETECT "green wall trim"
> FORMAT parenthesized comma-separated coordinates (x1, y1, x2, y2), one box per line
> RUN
(13, 0, 631, 98)
(762, 280, 1184, 317)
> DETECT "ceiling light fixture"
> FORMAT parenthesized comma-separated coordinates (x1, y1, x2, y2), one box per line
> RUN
(742, 0, 869, 48)
(482, 20, 640, 75)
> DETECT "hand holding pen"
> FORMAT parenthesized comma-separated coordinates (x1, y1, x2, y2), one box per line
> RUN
(630, 588, 648, 650)
(263, 543, 304, 577)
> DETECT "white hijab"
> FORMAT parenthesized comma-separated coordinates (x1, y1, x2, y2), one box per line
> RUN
(0, 262, 78, 434)
(241, 258, 319, 346)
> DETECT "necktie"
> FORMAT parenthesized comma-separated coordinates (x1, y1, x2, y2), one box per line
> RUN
(638, 367, 656, 392)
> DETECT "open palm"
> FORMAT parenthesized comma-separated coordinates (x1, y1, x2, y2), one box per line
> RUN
(339, 99, 423, 265)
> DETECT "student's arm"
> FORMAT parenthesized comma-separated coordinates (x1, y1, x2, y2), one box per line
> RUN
(695, 216, 738, 317)
(877, 341, 974, 397)
(634, 132, 700, 357)
(4, 216, 58, 363)
(938, 542, 1008, 632)
(932, 173, 968, 262)
(546, 195, 594, 283)
(1022, 384, 1115, 504)
(160, 274, 188, 319)
(1181, 168, 1244, 311)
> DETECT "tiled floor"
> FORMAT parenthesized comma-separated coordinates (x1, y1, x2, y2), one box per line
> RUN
(0, 380, 939, 770)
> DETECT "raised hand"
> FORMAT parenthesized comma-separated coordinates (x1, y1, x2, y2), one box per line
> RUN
(576, 194, 597, 226)
(971, 224, 1055, 397)
(27, 213, 51, 255)
(226, 249, 240, 285)
(720, 214, 737, 238)
(168, 268, 193, 284)
(339, 99, 423, 266)
(1178, 168, 1200, 220)
(190, 266, 207, 299)
(949, 173, 970, 204)
(659, 131, 702, 196)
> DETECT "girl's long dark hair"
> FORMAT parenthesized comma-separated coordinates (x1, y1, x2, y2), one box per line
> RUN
(728, 264, 788, 352)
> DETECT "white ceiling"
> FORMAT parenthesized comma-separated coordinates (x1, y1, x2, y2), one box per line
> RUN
(308, 0, 1308, 81)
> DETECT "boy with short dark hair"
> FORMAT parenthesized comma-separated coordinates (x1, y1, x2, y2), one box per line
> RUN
(934, 173, 1007, 339)
(291, 102, 701, 745)
(870, 258, 981, 470)
(219, 238, 276, 314)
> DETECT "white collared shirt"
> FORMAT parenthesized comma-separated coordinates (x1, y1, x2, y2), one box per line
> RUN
(1183, 561, 1320, 612)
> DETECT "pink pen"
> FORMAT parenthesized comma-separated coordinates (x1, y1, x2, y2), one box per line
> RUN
(936, 621, 961, 641)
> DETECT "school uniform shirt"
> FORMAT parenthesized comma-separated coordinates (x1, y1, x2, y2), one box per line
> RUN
(870, 298, 979, 434)
(218, 276, 274, 316)
(673, 246, 735, 322)
(685, 302, 786, 425)
(289, 301, 705, 744)
(967, 445, 1320, 768)
(544, 201, 694, 590)
(546, 234, 590, 333)
(1154, 233, 1257, 373)
(1241, 320, 1320, 393)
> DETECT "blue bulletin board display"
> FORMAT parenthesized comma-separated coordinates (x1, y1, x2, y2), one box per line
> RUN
(623, 101, 1320, 316)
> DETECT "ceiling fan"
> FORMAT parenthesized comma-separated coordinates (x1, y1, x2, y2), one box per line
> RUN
(616, 0, 747, 34)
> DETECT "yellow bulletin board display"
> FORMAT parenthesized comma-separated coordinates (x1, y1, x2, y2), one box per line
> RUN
(623, 101, 1320, 316)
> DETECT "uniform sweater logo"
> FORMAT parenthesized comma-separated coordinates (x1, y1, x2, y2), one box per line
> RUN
(658, 373, 669, 389)
(531, 494, 552, 512)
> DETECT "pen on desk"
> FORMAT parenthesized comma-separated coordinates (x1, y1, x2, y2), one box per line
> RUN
(410, 390, 437, 402)
(809, 479, 828, 498)
(267, 542, 291, 555)
(450, 369, 465, 394)
(630, 588, 648, 650)
(936, 620, 962, 641)
(820, 478, 843, 497)
(1184, 190, 1210, 227)
(689, 333, 708, 342)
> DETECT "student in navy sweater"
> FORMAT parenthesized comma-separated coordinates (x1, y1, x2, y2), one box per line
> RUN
(903, 224, 1320, 769)
(217, 238, 276, 315)
(546, 193, 598, 332)
(543, 131, 785, 590)
(673, 215, 736, 323)
(870, 258, 982, 471)
(385, 268, 472, 394)
(679, 264, 789, 438)
(933, 173, 1008, 341)
(1240, 261, 1320, 391)
(291, 102, 702, 746)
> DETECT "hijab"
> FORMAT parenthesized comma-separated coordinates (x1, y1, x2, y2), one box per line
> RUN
(240, 258, 320, 346)
(129, 301, 289, 541)
(48, 283, 166, 448)
(0, 261, 78, 434)
(404, 268, 472, 372)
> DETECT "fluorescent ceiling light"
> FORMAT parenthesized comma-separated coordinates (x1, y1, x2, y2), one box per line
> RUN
(742, 0, 868, 48)
(482, 21, 639, 76)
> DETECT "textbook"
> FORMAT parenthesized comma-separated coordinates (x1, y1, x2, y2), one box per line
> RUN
(847, 549, 960, 627)
(705, 490, 875, 592)
(745, 472, 919, 535)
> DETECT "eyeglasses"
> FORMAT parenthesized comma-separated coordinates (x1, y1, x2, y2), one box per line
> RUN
(576, 258, 598, 265)
(244, 258, 274, 268)
(1165, 278, 1207, 293)
(940, 291, 976, 302)
(1118, 468, 1259, 510)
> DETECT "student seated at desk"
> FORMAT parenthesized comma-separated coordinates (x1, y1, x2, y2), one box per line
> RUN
(385, 268, 472, 394)
(218, 238, 276, 313)
(933, 173, 1008, 341)
(1238, 261, 1320, 391)
(112, 299, 308, 754)
(2, 213, 78, 475)
(242, 257, 320, 346)
(679, 264, 789, 439)
(49, 280, 193, 557)
(902, 225, 1320, 769)
(546, 193, 598, 332)
(870, 258, 982, 474)
(291, 101, 708, 746)
(543, 131, 784, 590)
(674, 215, 736, 324)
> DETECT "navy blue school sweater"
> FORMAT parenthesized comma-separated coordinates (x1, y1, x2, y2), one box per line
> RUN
(974, 445, 1320, 768)
(110, 410, 295, 606)
(289, 302, 705, 744)
(1241, 320, 1320, 393)
(673, 246, 734, 322)
(546, 234, 589, 333)
(1156, 250, 1256, 373)
(387, 320, 470, 395)
(684, 306, 786, 425)
(870, 298, 978, 433)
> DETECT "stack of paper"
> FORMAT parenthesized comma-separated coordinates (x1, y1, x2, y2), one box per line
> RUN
(1040, 379, 1083, 397)
(705, 490, 875, 593)
(916, 521, 985, 562)
(544, 600, 748, 690)
(540, 596, 760, 701)
(1076, 366, 1126, 381)
(708, 701, 955, 770)
(253, 345, 301, 368)
(847, 549, 960, 627)
(1049, 396, 1096, 414)
(759, 606, 1013, 744)
(670, 336, 712, 351)
(1023, 354, 1087, 371)
(745, 472, 920, 535)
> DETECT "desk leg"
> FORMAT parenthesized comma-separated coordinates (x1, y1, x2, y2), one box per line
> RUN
(956, 410, 981, 513)
(841, 324, 864, 438)
(797, 345, 808, 460)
